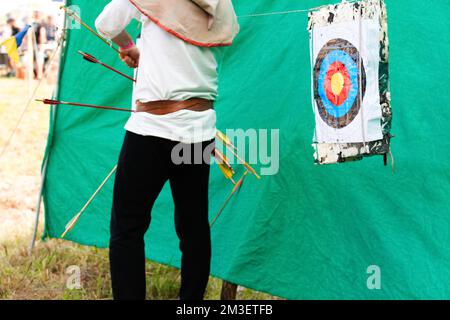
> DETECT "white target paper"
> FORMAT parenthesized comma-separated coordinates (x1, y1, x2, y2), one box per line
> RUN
(312, 18, 383, 144)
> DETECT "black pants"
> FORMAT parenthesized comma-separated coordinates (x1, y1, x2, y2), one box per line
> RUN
(110, 131, 214, 300)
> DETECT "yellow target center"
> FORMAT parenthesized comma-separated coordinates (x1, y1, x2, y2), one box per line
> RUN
(331, 72, 345, 96)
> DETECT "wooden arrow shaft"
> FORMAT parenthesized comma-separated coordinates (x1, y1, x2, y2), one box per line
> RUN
(210, 171, 248, 227)
(78, 51, 136, 82)
(62, 6, 120, 54)
(37, 99, 134, 113)
(98, 60, 136, 82)
(61, 165, 118, 238)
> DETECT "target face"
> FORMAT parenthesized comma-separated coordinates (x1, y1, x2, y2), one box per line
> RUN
(314, 38, 366, 129)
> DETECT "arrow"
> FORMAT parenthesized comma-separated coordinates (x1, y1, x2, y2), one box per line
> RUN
(78, 51, 136, 82)
(36, 99, 135, 113)
(61, 165, 118, 238)
(216, 129, 237, 151)
(210, 171, 248, 227)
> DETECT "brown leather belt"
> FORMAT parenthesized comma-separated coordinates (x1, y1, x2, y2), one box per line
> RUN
(136, 98, 213, 115)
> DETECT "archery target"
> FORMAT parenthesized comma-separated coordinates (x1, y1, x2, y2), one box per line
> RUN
(314, 38, 366, 129)
(310, 9, 383, 144)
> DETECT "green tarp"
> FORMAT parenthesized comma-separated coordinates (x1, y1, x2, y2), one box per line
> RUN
(43, 0, 450, 299)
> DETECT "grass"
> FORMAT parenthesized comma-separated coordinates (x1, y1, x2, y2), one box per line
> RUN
(0, 236, 276, 300)
(0, 78, 278, 300)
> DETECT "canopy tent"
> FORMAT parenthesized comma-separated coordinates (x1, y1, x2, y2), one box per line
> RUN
(40, 0, 450, 299)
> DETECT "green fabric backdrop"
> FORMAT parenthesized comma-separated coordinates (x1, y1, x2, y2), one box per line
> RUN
(43, 0, 450, 299)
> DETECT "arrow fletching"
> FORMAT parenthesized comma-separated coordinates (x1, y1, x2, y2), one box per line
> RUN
(214, 149, 236, 183)
(216, 129, 237, 150)
(36, 98, 59, 105)
(78, 50, 136, 82)
(78, 50, 97, 64)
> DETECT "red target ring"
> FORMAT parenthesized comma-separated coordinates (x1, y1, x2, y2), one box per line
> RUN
(324, 61, 351, 106)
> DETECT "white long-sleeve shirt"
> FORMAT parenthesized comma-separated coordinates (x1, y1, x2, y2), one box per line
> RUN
(95, 0, 221, 143)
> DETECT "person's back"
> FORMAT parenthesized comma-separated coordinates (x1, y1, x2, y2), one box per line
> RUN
(44, 16, 56, 42)
(96, 0, 221, 143)
(94, 0, 238, 300)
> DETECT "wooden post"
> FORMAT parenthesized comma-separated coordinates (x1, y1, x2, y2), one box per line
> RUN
(220, 281, 238, 300)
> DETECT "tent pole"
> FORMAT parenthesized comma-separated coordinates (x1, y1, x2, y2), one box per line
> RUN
(29, 157, 49, 253)
(28, 10, 67, 253)
(28, 57, 61, 254)
(28, 92, 59, 254)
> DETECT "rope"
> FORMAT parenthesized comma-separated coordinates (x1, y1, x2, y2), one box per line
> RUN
(357, 6, 368, 152)
(238, 9, 310, 18)
(309, 27, 321, 159)
(237, 0, 360, 18)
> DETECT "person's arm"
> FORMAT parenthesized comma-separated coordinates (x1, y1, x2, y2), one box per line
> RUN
(95, 0, 141, 68)
(112, 30, 139, 68)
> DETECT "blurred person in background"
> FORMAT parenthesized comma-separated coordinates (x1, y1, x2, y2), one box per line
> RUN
(32, 11, 46, 79)
(17, 15, 33, 78)
(43, 15, 58, 69)
(8, 18, 20, 36)
(44, 15, 57, 43)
